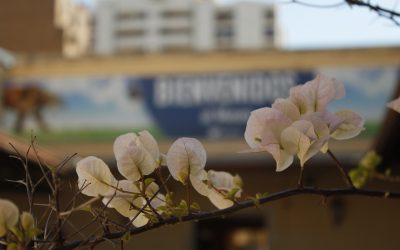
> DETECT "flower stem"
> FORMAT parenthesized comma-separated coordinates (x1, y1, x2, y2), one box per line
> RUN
(186, 183, 191, 213)
(298, 166, 304, 188)
(327, 149, 355, 189)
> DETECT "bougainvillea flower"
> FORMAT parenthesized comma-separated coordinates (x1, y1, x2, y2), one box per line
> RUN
(0, 199, 19, 237)
(166, 138, 242, 209)
(102, 180, 149, 227)
(166, 137, 207, 184)
(113, 131, 161, 181)
(387, 96, 400, 113)
(243, 74, 364, 171)
(189, 170, 210, 196)
(330, 110, 364, 140)
(144, 182, 166, 210)
(76, 156, 117, 197)
(281, 119, 330, 166)
(244, 107, 294, 171)
(206, 170, 243, 209)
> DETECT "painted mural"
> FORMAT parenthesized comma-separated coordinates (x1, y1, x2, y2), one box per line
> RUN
(0, 66, 398, 144)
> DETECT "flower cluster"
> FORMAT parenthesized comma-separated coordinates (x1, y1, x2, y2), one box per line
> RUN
(76, 131, 242, 227)
(244, 75, 365, 171)
(0, 199, 39, 247)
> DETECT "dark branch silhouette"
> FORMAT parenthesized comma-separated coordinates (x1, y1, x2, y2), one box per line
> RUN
(59, 186, 400, 250)
(284, 0, 400, 26)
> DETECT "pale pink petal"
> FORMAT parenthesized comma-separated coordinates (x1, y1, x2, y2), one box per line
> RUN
(299, 139, 327, 166)
(302, 114, 331, 140)
(145, 182, 165, 210)
(76, 156, 117, 197)
(113, 180, 140, 197)
(272, 98, 300, 121)
(138, 130, 161, 164)
(280, 123, 312, 156)
(281, 120, 329, 167)
(113, 133, 137, 161)
(387, 96, 400, 113)
(289, 84, 315, 115)
(289, 75, 345, 114)
(117, 146, 158, 181)
(207, 170, 242, 197)
(244, 107, 291, 149)
(208, 189, 234, 209)
(166, 138, 207, 184)
(102, 196, 149, 227)
(313, 75, 345, 111)
(306, 111, 344, 133)
(190, 170, 210, 196)
(265, 144, 294, 172)
(331, 110, 365, 140)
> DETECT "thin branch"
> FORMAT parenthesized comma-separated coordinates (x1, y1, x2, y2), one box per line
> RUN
(346, 0, 400, 17)
(372, 173, 400, 182)
(282, 0, 400, 26)
(9, 143, 34, 213)
(281, 0, 346, 9)
(327, 149, 355, 189)
(30, 137, 55, 192)
(59, 197, 101, 217)
(345, 0, 400, 25)
(125, 187, 162, 227)
(60, 186, 400, 250)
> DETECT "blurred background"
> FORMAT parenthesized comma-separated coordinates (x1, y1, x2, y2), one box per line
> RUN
(0, 0, 400, 249)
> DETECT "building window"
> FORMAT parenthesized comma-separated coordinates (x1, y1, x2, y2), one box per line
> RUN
(216, 10, 233, 21)
(115, 29, 145, 38)
(264, 27, 274, 38)
(159, 27, 191, 35)
(161, 10, 191, 18)
(216, 28, 234, 38)
(115, 11, 146, 21)
(265, 9, 274, 19)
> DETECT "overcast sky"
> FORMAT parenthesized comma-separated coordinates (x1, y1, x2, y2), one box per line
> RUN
(75, 0, 400, 50)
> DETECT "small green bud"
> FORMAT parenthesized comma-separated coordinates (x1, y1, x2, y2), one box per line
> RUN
(20, 212, 34, 231)
(144, 178, 155, 188)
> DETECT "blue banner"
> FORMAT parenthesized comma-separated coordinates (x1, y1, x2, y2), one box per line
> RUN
(129, 71, 313, 139)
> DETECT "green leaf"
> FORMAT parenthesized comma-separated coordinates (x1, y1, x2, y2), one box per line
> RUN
(349, 169, 368, 189)
(171, 200, 189, 218)
(179, 200, 188, 210)
(25, 227, 42, 240)
(190, 202, 200, 211)
(165, 192, 174, 206)
(9, 227, 23, 242)
(224, 188, 240, 200)
(253, 198, 261, 208)
(255, 192, 269, 199)
(359, 151, 381, 171)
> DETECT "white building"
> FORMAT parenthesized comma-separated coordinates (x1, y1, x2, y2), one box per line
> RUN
(55, 0, 92, 58)
(94, 0, 278, 55)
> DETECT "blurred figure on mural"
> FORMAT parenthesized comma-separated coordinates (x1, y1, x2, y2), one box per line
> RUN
(3, 82, 61, 133)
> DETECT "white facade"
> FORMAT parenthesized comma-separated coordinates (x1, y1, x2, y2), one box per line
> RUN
(55, 0, 92, 58)
(94, 0, 278, 55)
